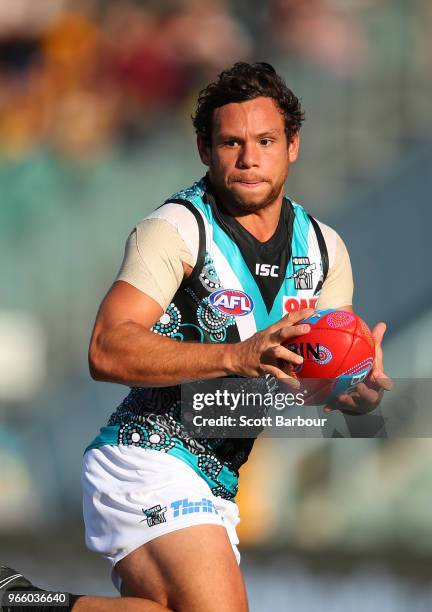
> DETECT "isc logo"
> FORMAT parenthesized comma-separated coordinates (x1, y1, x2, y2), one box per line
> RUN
(210, 289, 254, 316)
(255, 263, 279, 277)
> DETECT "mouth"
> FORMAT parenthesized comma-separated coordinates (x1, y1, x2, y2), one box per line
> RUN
(233, 179, 265, 188)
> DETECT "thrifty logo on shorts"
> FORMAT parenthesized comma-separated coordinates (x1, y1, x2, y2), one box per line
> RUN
(140, 504, 167, 527)
(171, 497, 217, 518)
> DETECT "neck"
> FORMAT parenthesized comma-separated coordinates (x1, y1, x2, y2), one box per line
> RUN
(230, 197, 284, 242)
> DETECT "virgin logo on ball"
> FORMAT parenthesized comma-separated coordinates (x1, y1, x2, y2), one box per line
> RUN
(315, 345, 333, 365)
(210, 289, 254, 316)
(285, 342, 333, 365)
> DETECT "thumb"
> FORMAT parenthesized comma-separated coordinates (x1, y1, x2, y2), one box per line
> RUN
(371, 322, 387, 347)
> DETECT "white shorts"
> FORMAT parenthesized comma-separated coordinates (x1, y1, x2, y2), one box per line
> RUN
(82, 445, 241, 591)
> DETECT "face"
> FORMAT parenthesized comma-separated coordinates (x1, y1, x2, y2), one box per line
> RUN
(198, 96, 299, 213)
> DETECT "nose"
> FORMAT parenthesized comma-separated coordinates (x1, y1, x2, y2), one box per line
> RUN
(237, 141, 259, 169)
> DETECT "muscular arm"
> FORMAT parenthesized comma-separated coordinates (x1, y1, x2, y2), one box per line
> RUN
(89, 281, 235, 386)
(88, 281, 311, 388)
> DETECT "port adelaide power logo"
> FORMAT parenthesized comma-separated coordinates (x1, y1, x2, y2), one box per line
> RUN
(140, 505, 167, 527)
(288, 257, 316, 290)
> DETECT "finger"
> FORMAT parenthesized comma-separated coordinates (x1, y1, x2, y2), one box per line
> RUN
(379, 374, 393, 391)
(347, 391, 362, 401)
(329, 405, 370, 416)
(355, 382, 380, 404)
(369, 371, 393, 392)
(261, 364, 301, 389)
(371, 322, 387, 347)
(324, 394, 357, 412)
(370, 323, 386, 373)
(269, 308, 314, 334)
(324, 393, 357, 412)
(271, 323, 311, 344)
(278, 376, 302, 391)
(266, 344, 304, 366)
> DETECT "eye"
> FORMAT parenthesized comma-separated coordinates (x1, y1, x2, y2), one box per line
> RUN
(224, 139, 239, 147)
(260, 138, 273, 146)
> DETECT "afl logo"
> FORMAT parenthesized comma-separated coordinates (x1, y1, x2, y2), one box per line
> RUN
(209, 289, 254, 316)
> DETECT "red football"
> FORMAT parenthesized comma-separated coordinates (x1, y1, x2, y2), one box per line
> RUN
(283, 309, 376, 405)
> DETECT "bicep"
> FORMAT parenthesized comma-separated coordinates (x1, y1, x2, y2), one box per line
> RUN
(88, 281, 165, 379)
(94, 281, 164, 334)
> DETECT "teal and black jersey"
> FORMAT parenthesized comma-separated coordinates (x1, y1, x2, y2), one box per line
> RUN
(86, 177, 330, 501)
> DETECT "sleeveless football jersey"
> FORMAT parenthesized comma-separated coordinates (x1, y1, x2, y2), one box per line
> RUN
(86, 177, 329, 501)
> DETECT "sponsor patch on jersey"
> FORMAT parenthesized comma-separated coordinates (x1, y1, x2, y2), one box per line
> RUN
(210, 289, 254, 316)
(283, 296, 318, 315)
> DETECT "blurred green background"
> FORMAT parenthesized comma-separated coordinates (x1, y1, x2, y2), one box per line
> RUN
(1, 0, 432, 610)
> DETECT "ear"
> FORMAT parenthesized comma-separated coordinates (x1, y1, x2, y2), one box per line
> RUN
(288, 131, 300, 163)
(197, 135, 211, 166)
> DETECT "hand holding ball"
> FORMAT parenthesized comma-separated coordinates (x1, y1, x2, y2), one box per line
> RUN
(282, 309, 375, 405)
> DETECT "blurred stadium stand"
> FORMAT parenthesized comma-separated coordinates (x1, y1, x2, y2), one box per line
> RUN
(1, 1, 432, 609)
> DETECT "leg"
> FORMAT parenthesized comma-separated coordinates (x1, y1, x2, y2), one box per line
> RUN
(82, 447, 246, 611)
(0, 567, 171, 612)
(73, 596, 170, 611)
(116, 524, 249, 612)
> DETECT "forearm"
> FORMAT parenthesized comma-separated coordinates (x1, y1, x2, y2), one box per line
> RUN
(89, 321, 236, 386)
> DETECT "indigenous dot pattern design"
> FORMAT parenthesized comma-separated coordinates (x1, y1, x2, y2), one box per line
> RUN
(151, 253, 234, 342)
(325, 311, 355, 328)
(359, 318, 375, 348)
(197, 298, 234, 337)
(185, 282, 236, 343)
(211, 484, 238, 500)
(199, 252, 221, 291)
(314, 345, 333, 365)
(171, 180, 206, 202)
(152, 304, 181, 336)
(119, 422, 175, 452)
(109, 391, 239, 500)
(111, 405, 205, 455)
(189, 251, 235, 337)
(198, 454, 223, 480)
(341, 357, 374, 376)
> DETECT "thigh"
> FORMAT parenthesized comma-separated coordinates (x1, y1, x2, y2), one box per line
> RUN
(116, 524, 249, 612)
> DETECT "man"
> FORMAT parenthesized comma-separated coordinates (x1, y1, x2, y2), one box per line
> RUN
(1, 62, 391, 612)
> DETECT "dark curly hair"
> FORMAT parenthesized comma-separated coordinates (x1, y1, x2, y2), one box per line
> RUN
(192, 62, 305, 146)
